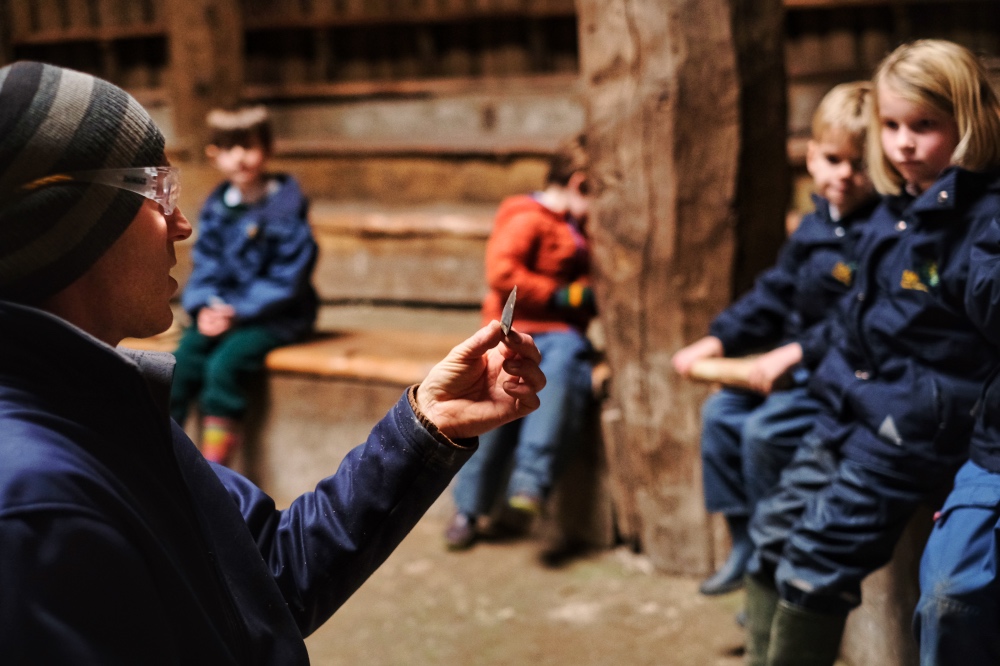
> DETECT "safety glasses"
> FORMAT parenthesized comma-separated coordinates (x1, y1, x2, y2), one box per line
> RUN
(20, 166, 181, 215)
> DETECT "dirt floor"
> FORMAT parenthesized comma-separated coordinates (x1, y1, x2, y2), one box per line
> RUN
(303, 500, 747, 666)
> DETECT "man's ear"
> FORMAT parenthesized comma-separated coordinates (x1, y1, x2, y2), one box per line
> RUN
(567, 170, 589, 196)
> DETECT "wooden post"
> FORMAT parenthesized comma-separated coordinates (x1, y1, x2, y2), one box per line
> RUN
(577, 0, 787, 573)
(163, 0, 243, 161)
(0, 0, 13, 65)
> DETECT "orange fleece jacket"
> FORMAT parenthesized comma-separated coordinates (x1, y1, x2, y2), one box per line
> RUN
(480, 194, 593, 334)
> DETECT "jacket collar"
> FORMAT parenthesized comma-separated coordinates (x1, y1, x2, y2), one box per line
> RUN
(886, 167, 1000, 217)
(0, 300, 175, 420)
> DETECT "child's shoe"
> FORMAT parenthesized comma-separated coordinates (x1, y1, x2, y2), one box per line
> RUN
(444, 513, 477, 550)
(508, 493, 542, 516)
(201, 415, 241, 466)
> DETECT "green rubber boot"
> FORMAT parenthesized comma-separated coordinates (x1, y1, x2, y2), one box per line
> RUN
(744, 575, 779, 666)
(766, 600, 847, 666)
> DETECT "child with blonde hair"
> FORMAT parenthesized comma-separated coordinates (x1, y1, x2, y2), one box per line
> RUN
(913, 43, 1000, 664)
(672, 81, 877, 596)
(743, 40, 1000, 665)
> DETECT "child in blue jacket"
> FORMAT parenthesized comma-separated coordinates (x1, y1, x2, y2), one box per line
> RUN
(743, 40, 1000, 665)
(170, 106, 318, 465)
(672, 82, 878, 596)
(915, 59, 1000, 666)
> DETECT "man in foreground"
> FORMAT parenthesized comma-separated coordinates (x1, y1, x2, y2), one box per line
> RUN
(0, 61, 544, 664)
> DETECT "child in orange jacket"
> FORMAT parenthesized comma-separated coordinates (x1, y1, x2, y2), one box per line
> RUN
(445, 135, 597, 549)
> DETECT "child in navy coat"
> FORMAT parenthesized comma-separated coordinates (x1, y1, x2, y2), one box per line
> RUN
(170, 106, 318, 465)
(743, 40, 1000, 665)
(672, 82, 878, 596)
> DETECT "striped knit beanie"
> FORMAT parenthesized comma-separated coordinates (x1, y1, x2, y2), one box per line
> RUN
(0, 61, 165, 303)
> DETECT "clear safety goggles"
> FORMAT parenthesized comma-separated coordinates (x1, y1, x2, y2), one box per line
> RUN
(20, 166, 181, 215)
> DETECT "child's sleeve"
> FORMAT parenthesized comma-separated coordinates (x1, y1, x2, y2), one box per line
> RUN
(966, 216, 1000, 345)
(485, 213, 561, 311)
(180, 206, 226, 316)
(708, 230, 806, 356)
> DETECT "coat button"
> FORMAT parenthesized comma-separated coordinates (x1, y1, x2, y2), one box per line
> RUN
(896, 220, 907, 231)
(938, 191, 949, 203)
(855, 370, 870, 380)
(834, 227, 845, 237)
(856, 292, 865, 302)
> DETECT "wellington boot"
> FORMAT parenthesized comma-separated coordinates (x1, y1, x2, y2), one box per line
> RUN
(201, 415, 242, 466)
(744, 575, 779, 666)
(700, 515, 753, 595)
(766, 600, 846, 666)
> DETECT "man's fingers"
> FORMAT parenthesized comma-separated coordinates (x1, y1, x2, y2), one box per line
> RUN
(500, 327, 540, 363)
(503, 379, 542, 411)
(503, 356, 546, 392)
(446, 321, 504, 362)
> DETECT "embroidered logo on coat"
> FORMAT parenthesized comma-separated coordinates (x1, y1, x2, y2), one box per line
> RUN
(900, 261, 939, 293)
(878, 415, 903, 446)
(831, 261, 855, 286)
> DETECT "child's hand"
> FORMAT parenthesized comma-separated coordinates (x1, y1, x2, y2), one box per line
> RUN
(197, 303, 235, 337)
(672, 336, 724, 376)
(745, 343, 802, 395)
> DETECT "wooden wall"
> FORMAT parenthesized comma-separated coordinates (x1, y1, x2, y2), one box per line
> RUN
(3, 1, 999, 212)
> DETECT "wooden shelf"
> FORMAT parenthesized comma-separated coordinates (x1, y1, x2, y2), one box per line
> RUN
(242, 4, 576, 31)
(272, 135, 560, 159)
(11, 23, 165, 46)
(784, 0, 987, 7)
(245, 72, 578, 100)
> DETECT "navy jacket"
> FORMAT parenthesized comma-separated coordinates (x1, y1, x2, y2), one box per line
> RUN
(182, 174, 318, 343)
(802, 168, 1000, 478)
(965, 198, 1000, 473)
(710, 195, 876, 359)
(0, 301, 475, 664)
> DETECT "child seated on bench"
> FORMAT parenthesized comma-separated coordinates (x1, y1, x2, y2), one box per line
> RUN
(744, 40, 1000, 664)
(170, 106, 318, 466)
(672, 82, 878, 595)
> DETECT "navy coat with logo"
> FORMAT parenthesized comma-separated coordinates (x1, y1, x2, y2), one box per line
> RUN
(801, 167, 1000, 478)
(0, 301, 475, 664)
(182, 174, 318, 343)
(710, 195, 877, 359)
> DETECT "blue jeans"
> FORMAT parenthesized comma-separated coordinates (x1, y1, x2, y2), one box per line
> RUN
(915, 460, 1000, 665)
(748, 418, 942, 614)
(701, 384, 820, 516)
(452, 330, 593, 516)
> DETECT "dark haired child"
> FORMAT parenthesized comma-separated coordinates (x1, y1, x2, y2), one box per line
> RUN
(170, 106, 318, 465)
(444, 135, 596, 550)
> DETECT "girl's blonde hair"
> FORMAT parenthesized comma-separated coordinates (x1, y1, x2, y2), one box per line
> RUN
(869, 39, 1000, 195)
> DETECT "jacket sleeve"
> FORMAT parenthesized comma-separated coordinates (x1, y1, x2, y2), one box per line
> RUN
(485, 212, 562, 310)
(181, 203, 227, 316)
(0, 513, 181, 664)
(232, 211, 317, 322)
(966, 216, 1000, 346)
(708, 230, 806, 356)
(216, 392, 475, 637)
(796, 308, 845, 370)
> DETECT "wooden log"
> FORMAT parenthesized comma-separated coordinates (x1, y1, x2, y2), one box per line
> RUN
(164, 0, 243, 160)
(578, 0, 786, 575)
(687, 356, 793, 393)
(578, 0, 737, 574)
